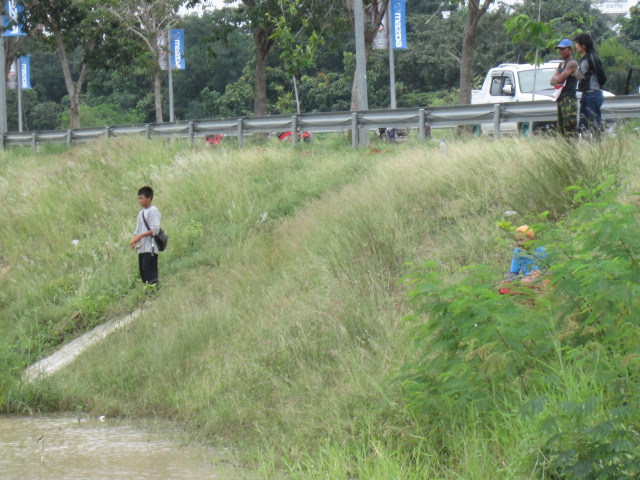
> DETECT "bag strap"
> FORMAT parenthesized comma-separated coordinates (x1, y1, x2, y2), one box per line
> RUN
(141, 210, 157, 253)
(142, 211, 151, 231)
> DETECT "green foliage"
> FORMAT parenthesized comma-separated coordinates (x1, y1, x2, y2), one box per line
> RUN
(59, 102, 145, 128)
(268, 0, 324, 78)
(505, 14, 554, 64)
(402, 181, 640, 478)
(598, 36, 640, 95)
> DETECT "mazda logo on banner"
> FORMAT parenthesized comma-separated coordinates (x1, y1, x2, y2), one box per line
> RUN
(391, 0, 407, 49)
(3, 0, 25, 36)
(170, 29, 186, 70)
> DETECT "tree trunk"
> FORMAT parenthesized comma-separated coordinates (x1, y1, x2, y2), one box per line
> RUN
(457, 0, 494, 134)
(55, 32, 89, 130)
(253, 28, 272, 116)
(458, 15, 479, 106)
(154, 69, 163, 123)
(69, 92, 80, 130)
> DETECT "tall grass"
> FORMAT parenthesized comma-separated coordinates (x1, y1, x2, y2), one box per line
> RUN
(2, 132, 638, 477)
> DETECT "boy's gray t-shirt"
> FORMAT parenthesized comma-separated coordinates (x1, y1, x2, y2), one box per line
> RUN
(134, 205, 161, 253)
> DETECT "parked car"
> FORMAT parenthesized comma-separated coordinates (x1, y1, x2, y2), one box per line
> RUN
(471, 61, 614, 135)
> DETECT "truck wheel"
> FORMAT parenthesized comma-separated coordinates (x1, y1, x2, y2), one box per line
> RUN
(472, 125, 482, 137)
(518, 122, 531, 137)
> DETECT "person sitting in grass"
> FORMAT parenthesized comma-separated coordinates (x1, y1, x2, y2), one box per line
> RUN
(504, 225, 547, 285)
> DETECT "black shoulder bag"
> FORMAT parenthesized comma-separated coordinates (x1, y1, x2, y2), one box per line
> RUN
(142, 211, 168, 252)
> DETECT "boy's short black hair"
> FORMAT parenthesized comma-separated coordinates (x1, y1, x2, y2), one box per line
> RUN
(573, 33, 594, 52)
(138, 186, 154, 199)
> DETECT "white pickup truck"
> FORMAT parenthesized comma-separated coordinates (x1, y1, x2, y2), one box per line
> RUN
(471, 61, 613, 135)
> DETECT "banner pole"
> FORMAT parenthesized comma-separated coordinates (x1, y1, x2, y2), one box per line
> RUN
(168, 67, 174, 123)
(168, 32, 174, 123)
(17, 60, 22, 132)
(388, 14, 396, 109)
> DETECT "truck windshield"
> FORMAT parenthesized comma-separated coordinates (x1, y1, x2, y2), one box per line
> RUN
(518, 69, 556, 93)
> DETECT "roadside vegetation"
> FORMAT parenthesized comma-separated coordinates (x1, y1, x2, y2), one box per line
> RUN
(2, 131, 640, 478)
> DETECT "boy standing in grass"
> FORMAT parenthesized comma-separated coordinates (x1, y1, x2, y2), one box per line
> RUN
(130, 186, 161, 286)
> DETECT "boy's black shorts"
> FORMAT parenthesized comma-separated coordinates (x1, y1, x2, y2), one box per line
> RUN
(138, 253, 159, 285)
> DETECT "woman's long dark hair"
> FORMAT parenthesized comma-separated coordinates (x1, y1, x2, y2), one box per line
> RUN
(574, 33, 595, 53)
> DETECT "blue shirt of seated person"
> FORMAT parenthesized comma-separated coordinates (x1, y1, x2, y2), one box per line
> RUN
(510, 246, 547, 277)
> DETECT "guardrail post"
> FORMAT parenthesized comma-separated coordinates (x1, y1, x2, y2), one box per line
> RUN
(188, 121, 195, 145)
(418, 108, 426, 141)
(492, 104, 501, 139)
(237, 118, 244, 148)
(351, 112, 359, 149)
(145, 124, 151, 140)
(66, 130, 72, 147)
(291, 115, 298, 146)
(1, 133, 6, 151)
(31, 132, 37, 152)
(104, 126, 111, 139)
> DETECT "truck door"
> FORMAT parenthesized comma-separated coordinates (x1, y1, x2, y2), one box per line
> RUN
(489, 73, 516, 102)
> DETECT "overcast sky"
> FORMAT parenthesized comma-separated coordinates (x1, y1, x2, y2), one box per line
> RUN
(179, 0, 235, 16)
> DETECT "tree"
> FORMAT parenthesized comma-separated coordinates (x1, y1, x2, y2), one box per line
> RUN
(172, 12, 253, 119)
(268, 0, 327, 113)
(514, 0, 609, 42)
(206, 0, 346, 116)
(106, 0, 186, 123)
(204, 0, 278, 116)
(458, 0, 494, 107)
(23, 0, 129, 129)
(505, 14, 553, 65)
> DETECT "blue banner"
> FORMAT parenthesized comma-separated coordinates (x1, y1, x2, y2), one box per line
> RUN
(391, 0, 407, 49)
(170, 29, 185, 70)
(19, 55, 30, 89)
(4, 0, 25, 36)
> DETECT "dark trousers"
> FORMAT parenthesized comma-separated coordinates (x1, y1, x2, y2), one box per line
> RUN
(138, 253, 159, 285)
(579, 90, 604, 135)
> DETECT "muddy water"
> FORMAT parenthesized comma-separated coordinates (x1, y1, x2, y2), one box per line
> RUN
(0, 415, 249, 480)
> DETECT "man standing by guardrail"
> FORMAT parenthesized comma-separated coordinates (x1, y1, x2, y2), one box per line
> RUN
(551, 39, 579, 138)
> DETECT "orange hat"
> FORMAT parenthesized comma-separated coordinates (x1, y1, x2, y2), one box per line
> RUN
(516, 225, 535, 238)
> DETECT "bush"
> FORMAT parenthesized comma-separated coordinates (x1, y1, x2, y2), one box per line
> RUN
(59, 103, 145, 128)
(401, 182, 640, 478)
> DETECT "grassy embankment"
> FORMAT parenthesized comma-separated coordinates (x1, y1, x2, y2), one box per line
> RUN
(1, 132, 638, 478)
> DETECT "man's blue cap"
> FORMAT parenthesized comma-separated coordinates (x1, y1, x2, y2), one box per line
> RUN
(556, 39, 573, 48)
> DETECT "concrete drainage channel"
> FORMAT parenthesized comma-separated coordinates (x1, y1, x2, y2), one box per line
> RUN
(23, 308, 144, 382)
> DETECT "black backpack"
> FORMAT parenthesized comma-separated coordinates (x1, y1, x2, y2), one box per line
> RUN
(588, 52, 607, 88)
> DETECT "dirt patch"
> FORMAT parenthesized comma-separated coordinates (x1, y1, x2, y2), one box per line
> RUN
(367, 147, 388, 154)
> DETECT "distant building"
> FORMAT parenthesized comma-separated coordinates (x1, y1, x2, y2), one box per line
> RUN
(592, 0, 636, 17)
(497, 0, 636, 17)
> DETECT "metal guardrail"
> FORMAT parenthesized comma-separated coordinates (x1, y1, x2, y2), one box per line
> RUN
(5, 95, 640, 150)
